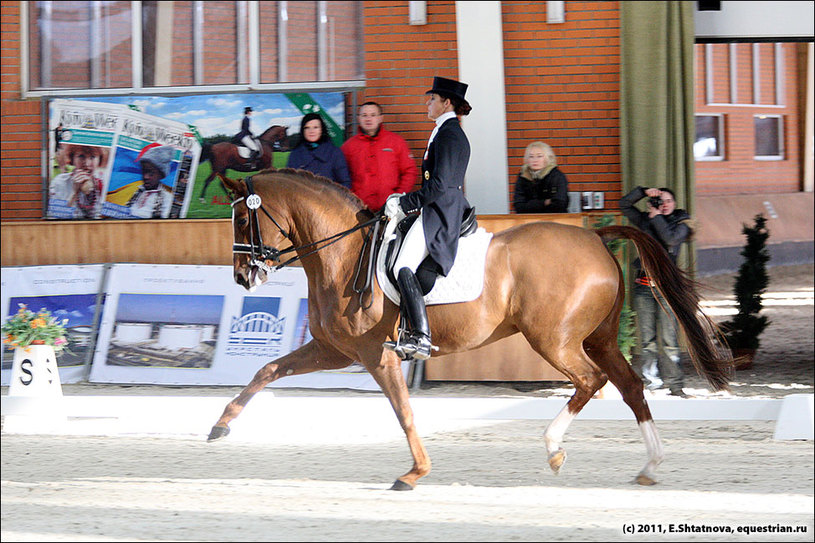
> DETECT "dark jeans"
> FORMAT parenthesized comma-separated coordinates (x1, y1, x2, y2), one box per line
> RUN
(632, 283, 684, 391)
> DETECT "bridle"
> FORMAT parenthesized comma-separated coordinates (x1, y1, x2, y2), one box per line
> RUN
(230, 177, 384, 294)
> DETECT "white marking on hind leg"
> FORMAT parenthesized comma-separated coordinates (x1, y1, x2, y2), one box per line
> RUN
(543, 404, 577, 473)
(636, 420, 664, 484)
(543, 404, 576, 455)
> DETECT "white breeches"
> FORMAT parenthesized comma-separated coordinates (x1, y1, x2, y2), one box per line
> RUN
(242, 136, 259, 152)
(393, 214, 429, 274)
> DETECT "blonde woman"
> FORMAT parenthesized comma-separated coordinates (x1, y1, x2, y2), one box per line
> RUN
(513, 141, 569, 213)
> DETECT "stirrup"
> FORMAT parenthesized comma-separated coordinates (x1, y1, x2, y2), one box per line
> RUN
(383, 339, 411, 360)
(383, 333, 436, 361)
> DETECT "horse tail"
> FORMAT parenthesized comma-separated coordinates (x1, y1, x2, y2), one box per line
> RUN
(201, 143, 212, 163)
(596, 225, 734, 391)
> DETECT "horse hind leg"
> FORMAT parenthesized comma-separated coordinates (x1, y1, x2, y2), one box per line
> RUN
(585, 336, 664, 485)
(207, 340, 353, 441)
(522, 333, 607, 476)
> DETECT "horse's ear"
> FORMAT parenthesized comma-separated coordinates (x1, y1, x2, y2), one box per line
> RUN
(219, 173, 244, 200)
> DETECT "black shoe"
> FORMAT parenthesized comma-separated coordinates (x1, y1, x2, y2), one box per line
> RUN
(669, 388, 689, 398)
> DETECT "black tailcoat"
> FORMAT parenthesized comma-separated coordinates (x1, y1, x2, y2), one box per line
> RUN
(400, 117, 471, 275)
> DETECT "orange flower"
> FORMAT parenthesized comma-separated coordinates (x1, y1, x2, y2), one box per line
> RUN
(30, 318, 47, 329)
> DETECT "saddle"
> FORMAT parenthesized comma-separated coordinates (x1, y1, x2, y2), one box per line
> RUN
(375, 207, 492, 306)
(233, 136, 260, 161)
(384, 207, 478, 288)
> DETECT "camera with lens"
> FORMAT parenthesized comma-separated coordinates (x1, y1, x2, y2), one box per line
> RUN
(648, 196, 663, 208)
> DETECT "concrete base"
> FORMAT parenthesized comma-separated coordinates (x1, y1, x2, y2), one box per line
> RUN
(3, 394, 810, 443)
(773, 394, 815, 440)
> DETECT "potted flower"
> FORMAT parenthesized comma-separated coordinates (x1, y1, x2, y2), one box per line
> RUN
(722, 214, 771, 370)
(2, 303, 69, 352)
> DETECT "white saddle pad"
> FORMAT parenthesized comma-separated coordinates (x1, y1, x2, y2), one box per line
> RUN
(376, 220, 493, 306)
(237, 147, 251, 158)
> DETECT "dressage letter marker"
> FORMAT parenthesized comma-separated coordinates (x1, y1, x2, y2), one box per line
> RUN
(5, 345, 67, 433)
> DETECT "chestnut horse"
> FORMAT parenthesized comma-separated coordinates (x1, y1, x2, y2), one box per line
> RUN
(208, 169, 733, 490)
(198, 125, 289, 202)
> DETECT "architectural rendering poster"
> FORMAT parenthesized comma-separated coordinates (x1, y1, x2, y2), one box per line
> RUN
(1, 264, 106, 385)
(88, 264, 401, 389)
(47, 92, 346, 220)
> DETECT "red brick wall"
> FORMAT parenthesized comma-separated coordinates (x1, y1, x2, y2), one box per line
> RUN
(360, 1, 623, 206)
(202, 2, 239, 85)
(1, 1, 42, 220)
(171, 2, 195, 86)
(359, 0, 460, 182)
(695, 42, 802, 195)
(503, 1, 621, 210)
(286, 2, 318, 82)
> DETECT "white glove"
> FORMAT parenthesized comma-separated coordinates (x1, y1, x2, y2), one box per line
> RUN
(384, 193, 406, 222)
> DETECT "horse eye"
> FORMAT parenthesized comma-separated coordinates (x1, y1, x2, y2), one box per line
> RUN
(236, 217, 249, 228)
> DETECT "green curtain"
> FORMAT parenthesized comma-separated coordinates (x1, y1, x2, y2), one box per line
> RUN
(620, 1, 696, 272)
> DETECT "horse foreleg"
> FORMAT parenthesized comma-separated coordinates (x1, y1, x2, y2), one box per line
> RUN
(366, 350, 430, 491)
(207, 340, 353, 441)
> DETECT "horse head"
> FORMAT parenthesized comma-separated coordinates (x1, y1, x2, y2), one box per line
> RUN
(221, 173, 292, 292)
(260, 125, 290, 152)
(222, 169, 370, 292)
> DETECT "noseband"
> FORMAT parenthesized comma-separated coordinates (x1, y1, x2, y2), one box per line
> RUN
(231, 176, 291, 273)
(230, 176, 384, 274)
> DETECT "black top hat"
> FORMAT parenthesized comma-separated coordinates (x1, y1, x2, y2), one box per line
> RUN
(426, 76, 469, 106)
(244, 106, 253, 114)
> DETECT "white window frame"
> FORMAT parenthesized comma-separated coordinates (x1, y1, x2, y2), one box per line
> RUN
(20, 0, 365, 99)
(753, 114, 785, 161)
(694, 113, 725, 162)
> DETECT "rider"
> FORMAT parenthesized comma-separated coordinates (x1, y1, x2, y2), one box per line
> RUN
(382, 76, 473, 361)
(236, 106, 260, 163)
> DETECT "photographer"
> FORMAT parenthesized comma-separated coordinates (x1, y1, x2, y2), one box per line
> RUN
(620, 186, 693, 397)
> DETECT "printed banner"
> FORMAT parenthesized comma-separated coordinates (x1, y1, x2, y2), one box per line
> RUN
(1, 265, 107, 385)
(48, 101, 121, 219)
(48, 99, 201, 220)
(88, 264, 406, 389)
(49, 92, 347, 219)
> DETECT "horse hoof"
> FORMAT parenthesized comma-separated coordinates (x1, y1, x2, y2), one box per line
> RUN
(390, 479, 414, 491)
(635, 473, 658, 486)
(207, 425, 230, 442)
(548, 448, 567, 474)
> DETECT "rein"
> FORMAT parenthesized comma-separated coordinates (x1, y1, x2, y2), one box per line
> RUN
(231, 176, 385, 304)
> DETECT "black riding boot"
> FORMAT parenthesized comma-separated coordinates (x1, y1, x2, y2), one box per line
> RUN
(383, 268, 434, 360)
(249, 148, 260, 166)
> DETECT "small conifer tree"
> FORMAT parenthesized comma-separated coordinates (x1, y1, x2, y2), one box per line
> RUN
(723, 214, 771, 352)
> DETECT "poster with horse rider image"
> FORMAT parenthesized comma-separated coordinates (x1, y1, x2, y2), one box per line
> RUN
(47, 98, 202, 220)
(47, 92, 346, 219)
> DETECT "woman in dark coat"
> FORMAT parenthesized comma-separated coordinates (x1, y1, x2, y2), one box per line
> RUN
(382, 76, 473, 361)
(286, 112, 351, 188)
(513, 141, 569, 213)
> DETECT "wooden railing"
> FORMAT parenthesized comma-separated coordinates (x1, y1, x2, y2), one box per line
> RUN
(1, 213, 614, 267)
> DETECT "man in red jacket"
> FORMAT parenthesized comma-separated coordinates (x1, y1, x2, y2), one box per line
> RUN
(342, 101, 418, 211)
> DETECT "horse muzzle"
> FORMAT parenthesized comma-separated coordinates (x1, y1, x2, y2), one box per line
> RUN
(234, 262, 268, 292)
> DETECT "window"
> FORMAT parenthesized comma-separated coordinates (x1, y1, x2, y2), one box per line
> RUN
(754, 115, 784, 160)
(23, 1, 364, 97)
(694, 114, 724, 160)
